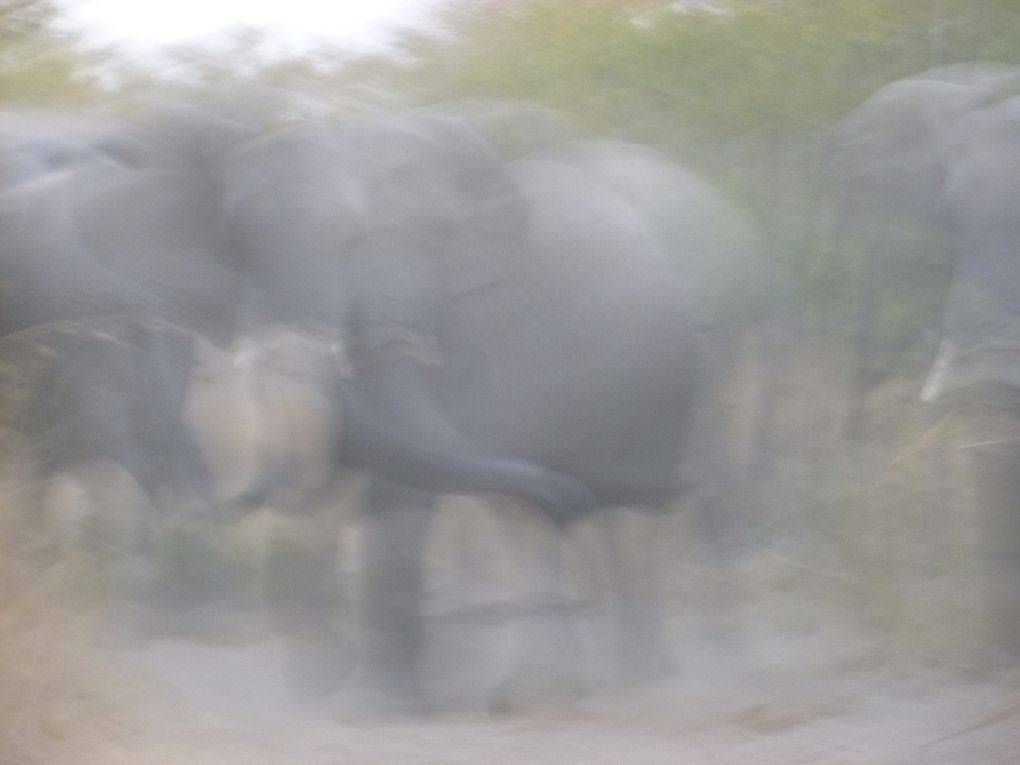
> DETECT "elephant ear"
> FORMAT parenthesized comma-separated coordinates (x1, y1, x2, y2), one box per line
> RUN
(389, 114, 532, 298)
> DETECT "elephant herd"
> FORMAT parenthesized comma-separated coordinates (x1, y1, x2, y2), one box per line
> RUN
(6, 60, 1020, 715)
(0, 99, 712, 713)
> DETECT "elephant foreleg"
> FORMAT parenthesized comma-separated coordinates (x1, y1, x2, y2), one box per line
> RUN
(356, 476, 436, 714)
(596, 507, 675, 684)
(263, 506, 351, 705)
(488, 498, 585, 712)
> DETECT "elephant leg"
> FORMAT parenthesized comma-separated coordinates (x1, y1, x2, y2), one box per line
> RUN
(595, 507, 675, 685)
(356, 476, 436, 715)
(488, 498, 584, 712)
(76, 463, 162, 642)
(264, 505, 351, 705)
(961, 385, 1020, 662)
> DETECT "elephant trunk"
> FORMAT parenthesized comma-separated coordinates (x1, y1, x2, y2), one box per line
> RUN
(338, 355, 593, 525)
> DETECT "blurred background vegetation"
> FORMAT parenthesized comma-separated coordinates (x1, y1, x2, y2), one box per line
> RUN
(4, 0, 1020, 668)
(7, 0, 1018, 394)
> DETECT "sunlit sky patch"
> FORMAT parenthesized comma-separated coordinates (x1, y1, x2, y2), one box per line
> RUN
(58, 0, 442, 57)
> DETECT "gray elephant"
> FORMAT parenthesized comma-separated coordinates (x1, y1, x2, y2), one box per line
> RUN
(221, 115, 598, 520)
(215, 111, 706, 712)
(0, 106, 340, 643)
(0, 106, 263, 589)
(0, 102, 610, 657)
(833, 63, 1020, 661)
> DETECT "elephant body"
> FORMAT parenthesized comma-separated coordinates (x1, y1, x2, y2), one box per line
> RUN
(390, 155, 702, 709)
(436, 157, 699, 504)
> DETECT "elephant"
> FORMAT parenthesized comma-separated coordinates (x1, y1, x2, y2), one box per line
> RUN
(211, 110, 706, 712)
(0, 102, 604, 655)
(0, 107, 275, 635)
(833, 63, 1020, 662)
(832, 63, 1020, 227)
(0, 108, 252, 511)
(220, 115, 598, 521)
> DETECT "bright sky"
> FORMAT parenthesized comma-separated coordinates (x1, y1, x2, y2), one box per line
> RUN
(58, 0, 442, 57)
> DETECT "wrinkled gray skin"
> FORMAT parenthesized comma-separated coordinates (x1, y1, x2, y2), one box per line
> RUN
(221, 114, 704, 711)
(834, 64, 1020, 661)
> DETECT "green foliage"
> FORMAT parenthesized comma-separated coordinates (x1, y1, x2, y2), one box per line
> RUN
(0, 0, 100, 104)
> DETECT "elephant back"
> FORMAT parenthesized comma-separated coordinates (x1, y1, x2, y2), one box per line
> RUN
(436, 156, 701, 501)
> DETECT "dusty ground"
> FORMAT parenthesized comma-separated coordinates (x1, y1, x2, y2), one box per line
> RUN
(6, 531, 1020, 765)
(20, 629, 1020, 765)
(3, 450, 1019, 765)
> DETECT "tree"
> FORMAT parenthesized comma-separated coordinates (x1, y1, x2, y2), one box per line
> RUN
(0, 0, 99, 104)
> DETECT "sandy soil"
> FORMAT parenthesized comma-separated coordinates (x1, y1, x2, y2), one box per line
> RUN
(12, 618, 1008, 765)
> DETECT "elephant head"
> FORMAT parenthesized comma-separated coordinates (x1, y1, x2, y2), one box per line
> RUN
(831, 63, 1020, 225)
(834, 63, 1020, 401)
(218, 112, 593, 522)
